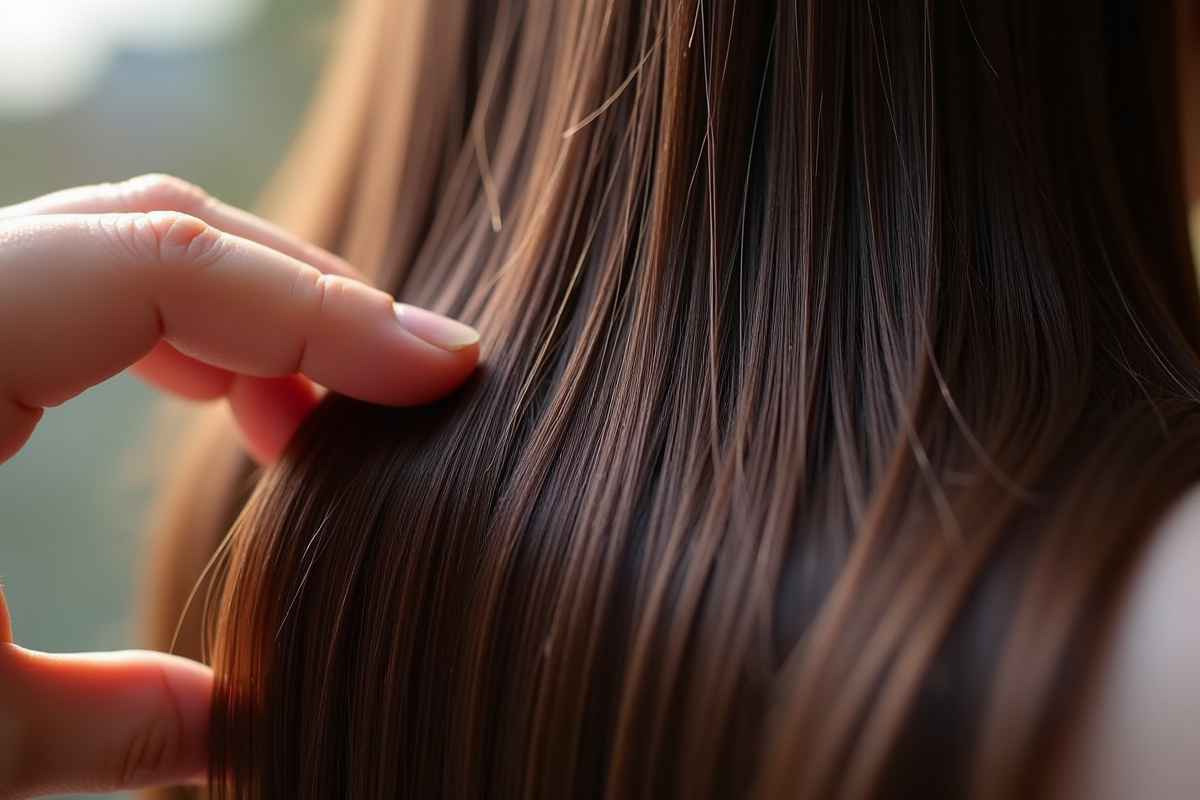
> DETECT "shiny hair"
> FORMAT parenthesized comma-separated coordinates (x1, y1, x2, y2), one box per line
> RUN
(176, 0, 1200, 797)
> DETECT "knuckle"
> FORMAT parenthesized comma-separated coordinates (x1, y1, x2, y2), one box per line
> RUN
(104, 211, 225, 270)
(119, 173, 213, 215)
(312, 271, 336, 314)
(149, 212, 223, 265)
(294, 273, 337, 370)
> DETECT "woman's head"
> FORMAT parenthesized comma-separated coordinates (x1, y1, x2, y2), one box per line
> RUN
(206, 1, 1200, 797)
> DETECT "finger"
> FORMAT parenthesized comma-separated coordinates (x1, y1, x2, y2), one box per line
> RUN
(135, 350, 325, 465)
(132, 340, 235, 401)
(134, 336, 328, 466)
(0, 174, 363, 282)
(0, 645, 211, 797)
(228, 374, 321, 464)
(0, 212, 479, 463)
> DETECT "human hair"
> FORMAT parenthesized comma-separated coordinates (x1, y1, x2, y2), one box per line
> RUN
(182, 0, 1200, 797)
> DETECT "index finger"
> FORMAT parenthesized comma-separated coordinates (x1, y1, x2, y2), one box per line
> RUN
(0, 212, 479, 462)
(0, 174, 362, 282)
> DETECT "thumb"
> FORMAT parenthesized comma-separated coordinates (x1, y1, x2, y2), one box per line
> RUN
(0, 645, 211, 798)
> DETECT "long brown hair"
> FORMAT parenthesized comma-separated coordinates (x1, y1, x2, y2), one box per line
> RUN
(195, 0, 1200, 797)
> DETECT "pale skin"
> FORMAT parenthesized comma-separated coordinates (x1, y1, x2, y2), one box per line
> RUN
(0, 174, 480, 797)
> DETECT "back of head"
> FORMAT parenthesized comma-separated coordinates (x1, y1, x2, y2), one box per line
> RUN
(206, 0, 1200, 797)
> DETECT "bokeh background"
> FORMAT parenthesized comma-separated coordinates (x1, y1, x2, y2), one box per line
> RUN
(0, 0, 340, 796)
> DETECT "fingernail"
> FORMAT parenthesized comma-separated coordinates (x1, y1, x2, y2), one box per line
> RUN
(394, 303, 480, 352)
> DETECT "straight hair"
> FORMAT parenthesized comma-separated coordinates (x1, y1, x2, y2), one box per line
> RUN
(193, 0, 1200, 797)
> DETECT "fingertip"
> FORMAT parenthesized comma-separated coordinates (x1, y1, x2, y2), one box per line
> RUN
(402, 337, 481, 405)
(296, 285, 481, 407)
(388, 304, 481, 401)
(393, 303, 481, 353)
(369, 331, 481, 407)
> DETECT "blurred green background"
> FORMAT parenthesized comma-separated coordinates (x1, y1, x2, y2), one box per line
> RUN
(0, 0, 340, 796)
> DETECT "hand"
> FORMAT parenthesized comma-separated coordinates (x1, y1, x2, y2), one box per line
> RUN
(0, 175, 480, 797)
